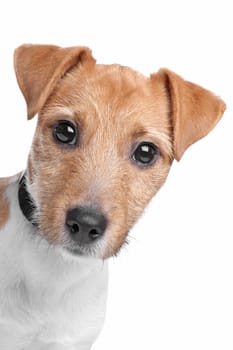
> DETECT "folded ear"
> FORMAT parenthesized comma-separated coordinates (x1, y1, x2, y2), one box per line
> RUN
(14, 44, 95, 120)
(151, 69, 226, 160)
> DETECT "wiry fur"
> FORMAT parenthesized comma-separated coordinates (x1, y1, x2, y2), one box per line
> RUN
(0, 44, 225, 349)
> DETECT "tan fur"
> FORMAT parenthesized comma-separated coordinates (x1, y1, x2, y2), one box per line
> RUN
(0, 178, 9, 229)
(14, 44, 95, 120)
(14, 44, 226, 258)
(152, 69, 226, 160)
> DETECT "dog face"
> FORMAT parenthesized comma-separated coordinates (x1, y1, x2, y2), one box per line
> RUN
(14, 45, 225, 258)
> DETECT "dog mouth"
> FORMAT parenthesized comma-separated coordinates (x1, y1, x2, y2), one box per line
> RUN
(65, 246, 86, 256)
(61, 232, 106, 258)
(61, 228, 129, 259)
(65, 245, 98, 257)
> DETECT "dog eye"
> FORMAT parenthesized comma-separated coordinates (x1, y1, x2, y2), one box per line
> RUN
(53, 121, 77, 145)
(132, 142, 160, 166)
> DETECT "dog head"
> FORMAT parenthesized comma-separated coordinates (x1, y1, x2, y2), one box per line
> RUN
(14, 44, 225, 258)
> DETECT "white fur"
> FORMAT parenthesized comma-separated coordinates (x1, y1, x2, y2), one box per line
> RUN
(0, 176, 108, 350)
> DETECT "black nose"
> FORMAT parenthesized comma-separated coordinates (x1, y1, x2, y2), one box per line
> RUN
(66, 206, 107, 245)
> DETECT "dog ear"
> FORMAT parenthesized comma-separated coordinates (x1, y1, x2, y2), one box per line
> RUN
(14, 44, 95, 120)
(151, 69, 226, 160)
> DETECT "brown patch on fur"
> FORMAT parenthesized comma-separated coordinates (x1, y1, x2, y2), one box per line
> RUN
(27, 156, 34, 184)
(14, 44, 226, 258)
(0, 178, 9, 229)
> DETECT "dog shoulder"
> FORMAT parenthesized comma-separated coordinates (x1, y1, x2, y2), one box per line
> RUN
(0, 173, 22, 230)
(0, 177, 10, 229)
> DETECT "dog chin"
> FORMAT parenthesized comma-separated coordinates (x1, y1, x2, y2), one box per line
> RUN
(57, 243, 104, 261)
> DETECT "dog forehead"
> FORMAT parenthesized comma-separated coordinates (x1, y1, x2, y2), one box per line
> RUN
(56, 63, 149, 108)
(47, 63, 168, 125)
(74, 63, 149, 93)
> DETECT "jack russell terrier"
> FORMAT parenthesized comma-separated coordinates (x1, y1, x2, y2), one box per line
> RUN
(0, 44, 226, 349)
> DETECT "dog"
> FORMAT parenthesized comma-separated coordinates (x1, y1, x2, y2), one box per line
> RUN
(0, 44, 226, 349)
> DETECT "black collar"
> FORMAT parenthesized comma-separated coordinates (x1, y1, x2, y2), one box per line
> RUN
(18, 175, 37, 226)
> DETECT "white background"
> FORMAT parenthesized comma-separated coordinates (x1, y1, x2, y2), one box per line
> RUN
(0, 1, 232, 349)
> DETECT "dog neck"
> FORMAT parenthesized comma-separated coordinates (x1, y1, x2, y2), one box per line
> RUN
(18, 174, 37, 226)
